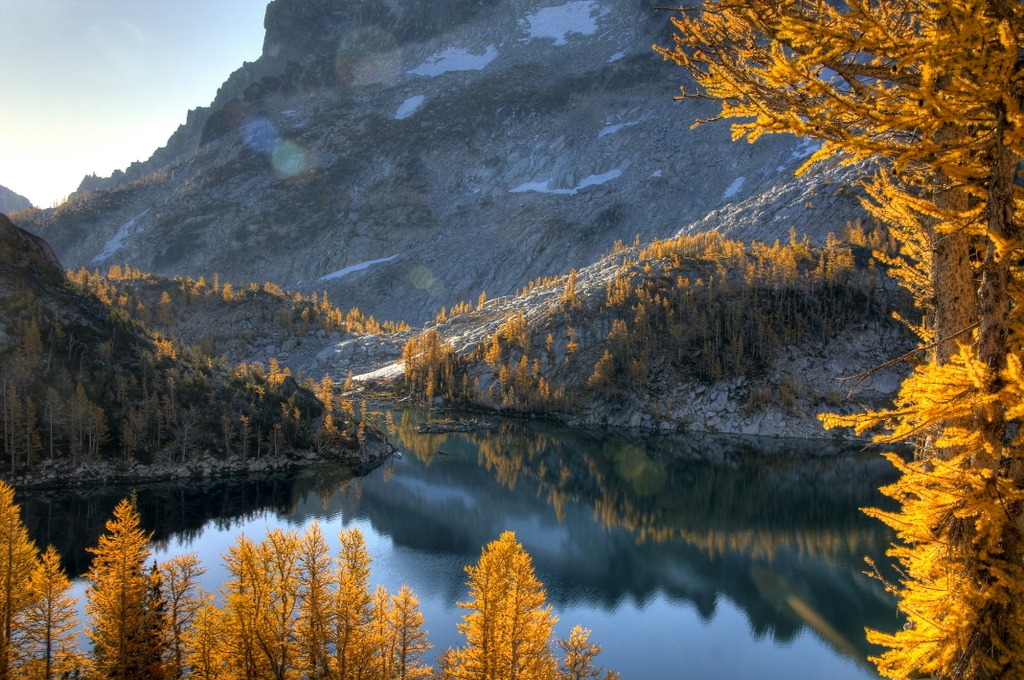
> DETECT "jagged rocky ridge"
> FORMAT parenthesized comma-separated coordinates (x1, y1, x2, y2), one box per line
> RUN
(15, 0, 869, 325)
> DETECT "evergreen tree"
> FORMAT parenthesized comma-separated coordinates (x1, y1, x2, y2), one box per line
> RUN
(136, 566, 170, 679)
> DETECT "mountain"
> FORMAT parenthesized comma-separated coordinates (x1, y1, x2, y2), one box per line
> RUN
(0, 186, 32, 214)
(0, 213, 391, 484)
(16, 0, 868, 325)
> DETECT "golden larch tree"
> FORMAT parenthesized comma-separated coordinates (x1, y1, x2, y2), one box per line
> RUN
(0, 480, 39, 679)
(18, 545, 85, 680)
(389, 584, 432, 680)
(182, 600, 223, 680)
(368, 585, 396, 680)
(331, 526, 375, 680)
(85, 496, 167, 679)
(557, 626, 618, 680)
(655, 2, 1024, 678)
(440, 531, 558, 680)
(159, 553, 206, 680)
(262, 528, 302, 679)
(220, 529, 301, 679)
(218, 534, 273, 679)
(297, 521, 334, 679)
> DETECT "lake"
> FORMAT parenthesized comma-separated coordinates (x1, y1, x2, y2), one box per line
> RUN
(16, 410, 902, 679)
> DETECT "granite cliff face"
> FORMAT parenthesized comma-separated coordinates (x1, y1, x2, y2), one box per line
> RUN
(19, 0, 867, 324)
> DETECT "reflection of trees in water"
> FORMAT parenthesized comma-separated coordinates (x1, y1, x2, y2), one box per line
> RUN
(393, 411, 898, 563)
(15, 465, 357, 577)
(387, 411, 902, 666)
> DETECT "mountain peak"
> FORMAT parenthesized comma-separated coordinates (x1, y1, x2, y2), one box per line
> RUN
(17, 1, 867, 325)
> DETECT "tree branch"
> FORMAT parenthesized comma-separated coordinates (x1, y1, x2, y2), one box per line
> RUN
(840, 321, 980, 396)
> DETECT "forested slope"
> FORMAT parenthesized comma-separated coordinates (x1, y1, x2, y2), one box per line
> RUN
(0, 214, 388, 484)
(400, 228, 917, 437)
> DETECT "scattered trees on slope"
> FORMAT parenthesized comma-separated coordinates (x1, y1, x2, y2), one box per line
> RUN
(401, 229, 900, 415)
(656, 1, 1024, 677)
(67, 266, 410, 357)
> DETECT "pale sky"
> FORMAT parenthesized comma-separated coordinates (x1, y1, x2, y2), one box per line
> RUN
(0, 0, 271, 209)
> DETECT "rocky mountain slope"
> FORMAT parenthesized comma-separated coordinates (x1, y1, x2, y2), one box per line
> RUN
(15, 0, 868, 325)
(69, 225, 914, 440)
(388, 229, 915, 438)
(0, 185, 31, 214)
(68, 263, 414, 380)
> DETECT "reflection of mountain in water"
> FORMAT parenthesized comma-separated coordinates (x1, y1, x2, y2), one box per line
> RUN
(17, 413, 902, 667)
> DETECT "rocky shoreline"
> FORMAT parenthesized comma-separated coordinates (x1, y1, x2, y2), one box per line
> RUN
(3, 430, 398, 490)
(355, 319, 908, 442)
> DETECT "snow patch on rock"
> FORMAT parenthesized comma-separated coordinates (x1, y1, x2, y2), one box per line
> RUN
(597, 121, 639, 138)
(722, 177, 745, 200)
(395, 95, 426, 120)
(320, 254, 400, 281)
(792, 137, 823, 158)
(510, 168, 622, 195)
(352, 361, 406, 383)
(93, 209, 150, 264)
(521, 1, 603, 45)
(408, 46, 498, 77)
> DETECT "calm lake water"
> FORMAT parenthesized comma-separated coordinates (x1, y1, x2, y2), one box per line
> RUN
(16, 411, 902, 679)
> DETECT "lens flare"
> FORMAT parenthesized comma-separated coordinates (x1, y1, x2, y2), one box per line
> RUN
(334, 28, 401, 86)
(410, 266, 435, 290)
(270, 141, 311, 179)
(236, 114, 314, 180)
(409, 266, 444, 295)
(240, 117, 280, 154)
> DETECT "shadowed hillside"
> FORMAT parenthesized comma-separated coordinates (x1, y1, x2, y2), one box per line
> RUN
(0, 213, 391, 484)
